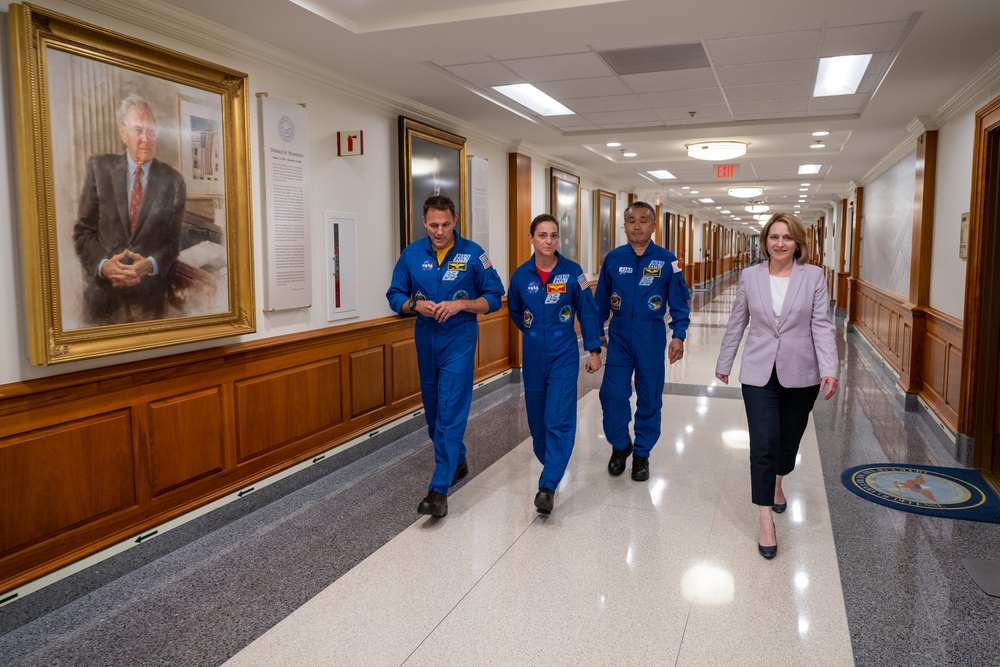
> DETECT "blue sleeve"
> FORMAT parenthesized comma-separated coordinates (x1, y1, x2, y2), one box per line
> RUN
(386, 251, 413, 316)
(474, 251, 505, 312)
(666, 259, 691, 339)
(594, 260, 611, 324)
(574, 275, 603, 351)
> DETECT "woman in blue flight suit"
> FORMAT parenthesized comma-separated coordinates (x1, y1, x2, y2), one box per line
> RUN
(508, 214, 603, 515)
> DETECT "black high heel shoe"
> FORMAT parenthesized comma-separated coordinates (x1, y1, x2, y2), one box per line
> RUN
(758, 542, 777, 559)
(771, 502, 787, 514)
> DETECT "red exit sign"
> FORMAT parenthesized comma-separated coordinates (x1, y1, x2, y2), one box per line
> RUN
(715, 164, 739, 179)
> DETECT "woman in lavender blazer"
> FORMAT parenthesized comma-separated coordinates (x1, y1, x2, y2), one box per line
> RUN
(715, 212, 839, 559)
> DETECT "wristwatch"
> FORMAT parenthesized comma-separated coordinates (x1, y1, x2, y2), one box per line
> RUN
(408, 295, 418, 313)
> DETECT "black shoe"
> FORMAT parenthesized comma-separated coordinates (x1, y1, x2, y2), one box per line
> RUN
(771, 502, 787, 514)
(631, 454, 650, 481)
(451, 460, 469, 487)
(758, 542, 778, 559)
(417, 492, 448, 517)
(607, 443, 633, 476)
(534, 488, 554, 515)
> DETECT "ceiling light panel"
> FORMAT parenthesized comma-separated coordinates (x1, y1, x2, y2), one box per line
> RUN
(813, 54, 872, 97)
(492, 84, 574, 115)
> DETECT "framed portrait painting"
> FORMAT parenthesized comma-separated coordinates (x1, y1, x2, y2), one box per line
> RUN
(550, 168, 581, 262)
(398, 116, 467, 248)
(595, 189, 616, 268)
(9, 4, 255, 364)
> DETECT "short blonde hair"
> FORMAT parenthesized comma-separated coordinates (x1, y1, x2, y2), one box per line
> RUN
(760, 212, 809, 264)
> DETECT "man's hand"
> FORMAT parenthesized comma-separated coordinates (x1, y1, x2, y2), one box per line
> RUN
(585, 351, 602, 374)
(100, 250, 153, 288)
(667, 337, 684, 364)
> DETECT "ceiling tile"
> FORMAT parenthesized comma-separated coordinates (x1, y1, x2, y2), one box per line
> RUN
(565, 94, 646, 113)
(707, 30, 822, 66)
(725, 81, 813, 102)
(621, 68, 717, 93)
(638, 88, 726, 108)
(716, 59, 816, 86)
(501, 52, 614, 81)
(820, 20, 911, 56)
(444, 61, 521, 86)
(538, 76, 632, 99)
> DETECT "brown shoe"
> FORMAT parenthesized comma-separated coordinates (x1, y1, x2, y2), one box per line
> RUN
(417, 492, 448, 517)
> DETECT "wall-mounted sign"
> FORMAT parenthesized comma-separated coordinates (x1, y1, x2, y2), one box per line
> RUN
(337, 130, 363, 156)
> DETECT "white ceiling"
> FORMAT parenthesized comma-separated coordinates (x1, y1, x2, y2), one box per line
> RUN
(157, 0, 1000, 231)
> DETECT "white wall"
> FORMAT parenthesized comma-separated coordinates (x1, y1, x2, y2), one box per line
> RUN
(929, 89, 998, 318)
(859, 151, 915, 296)
(0, 0, 512, 384)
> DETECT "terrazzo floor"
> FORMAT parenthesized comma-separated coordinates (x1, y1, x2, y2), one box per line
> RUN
(1, 276, 998, 666)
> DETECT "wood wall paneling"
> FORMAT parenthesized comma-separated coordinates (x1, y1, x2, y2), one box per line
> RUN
(349, 347, 386, 418)
(234, 359, 343, 462)
(0, 311, 512, 593)
(146, 387, 226, 497)
(0, 411, 135, 557)
(389, 339, 421, 405)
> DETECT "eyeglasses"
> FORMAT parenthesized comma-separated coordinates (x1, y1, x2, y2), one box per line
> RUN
(124, 125, 157, 138)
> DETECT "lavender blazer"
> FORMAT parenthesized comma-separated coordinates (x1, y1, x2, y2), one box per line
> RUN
(715, 262, 839, 388)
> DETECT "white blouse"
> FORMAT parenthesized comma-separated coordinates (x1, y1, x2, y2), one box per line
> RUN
(770, 275, 789, 321)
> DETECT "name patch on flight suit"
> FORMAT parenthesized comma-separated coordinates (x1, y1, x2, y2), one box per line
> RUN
(547, 283, 567, 294)
(453, 253, 471, 263)
(648, 294, 663, 311)
(559, 305, 573, 322)
(448, 262, 467, 272)
(611, 292, 622, 310)
(643, 267, 661, 278)
(552, 274, 569, 284)
(648, 260, 665, 269)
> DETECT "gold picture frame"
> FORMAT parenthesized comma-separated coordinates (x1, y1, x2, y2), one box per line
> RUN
(398, 116, 467, 248)
(595, 189, 616, 267)
(9, 4, 255, 364)
(550, 168, 581, 262)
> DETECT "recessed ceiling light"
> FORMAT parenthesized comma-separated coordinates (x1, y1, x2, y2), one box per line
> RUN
(623, 151, 637, 157)
(811, 141, 825, 149)
(813, 54, 872, 97)
(812, 131, 829, 137)
(698, 198, 714, 203)
(720, 210, 731, 214)
(685, 140, 749, 161)
(681, 186, 690, 190)
(606, 142, 622, 147)
(799, 187, 809, 191)
(799, 165, 822, 175)
(800, 183, 811, 186)
(491, 83, 574, 116)
(794, 204, 801, 208)
(647, 169, 676, 179)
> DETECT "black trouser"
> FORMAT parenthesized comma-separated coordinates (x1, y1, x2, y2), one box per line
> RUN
(741, 366, 820, 506)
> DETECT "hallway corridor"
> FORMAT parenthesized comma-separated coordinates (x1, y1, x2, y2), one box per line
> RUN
(2, 277, 998, 666)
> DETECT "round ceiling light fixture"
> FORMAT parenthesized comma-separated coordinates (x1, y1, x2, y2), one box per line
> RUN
(745, 203, 769, 213)
(727, 186, 763, 198)
(686, 140, 749, 161)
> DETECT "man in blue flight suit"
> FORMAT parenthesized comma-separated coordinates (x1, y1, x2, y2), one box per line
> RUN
(595, 201, 690, 482)
(386, 195, 505, 517)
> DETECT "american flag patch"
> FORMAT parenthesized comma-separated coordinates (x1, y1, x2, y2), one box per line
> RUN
(578, 274, 590, 290)
(480, 252, 492, 269)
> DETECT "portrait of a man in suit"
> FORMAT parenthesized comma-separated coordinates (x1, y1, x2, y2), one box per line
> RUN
(73, 94, 187, 326)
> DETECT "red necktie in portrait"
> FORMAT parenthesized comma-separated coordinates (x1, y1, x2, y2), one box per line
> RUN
(129, 164, 144, 233)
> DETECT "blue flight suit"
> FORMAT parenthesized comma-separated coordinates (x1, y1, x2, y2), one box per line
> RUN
(386, 232, 505, 495)
(595, 243, 690, 457)
(508, 254, 603, 492)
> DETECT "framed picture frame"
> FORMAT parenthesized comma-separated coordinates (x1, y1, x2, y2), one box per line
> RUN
(550, 168, 581, 262)
(595, 189, 616, 267)
(398, 116, 467, 248)
(9, 4, 255, 365)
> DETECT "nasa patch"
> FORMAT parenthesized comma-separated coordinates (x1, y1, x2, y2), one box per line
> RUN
(527, 281, 540, 294)
(421, 260, 435, 271)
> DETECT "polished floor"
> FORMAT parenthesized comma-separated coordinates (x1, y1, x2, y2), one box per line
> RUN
(2, 275, 998, 666)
